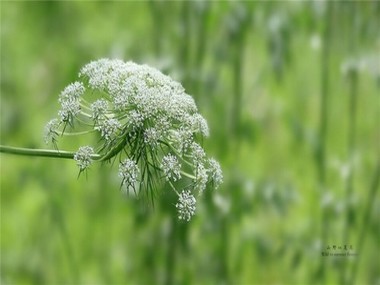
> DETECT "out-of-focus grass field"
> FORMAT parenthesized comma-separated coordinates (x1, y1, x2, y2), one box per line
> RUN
(1, 2, 379, 285)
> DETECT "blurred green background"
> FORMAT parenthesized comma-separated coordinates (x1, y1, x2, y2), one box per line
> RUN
(1, 1, 379, 285)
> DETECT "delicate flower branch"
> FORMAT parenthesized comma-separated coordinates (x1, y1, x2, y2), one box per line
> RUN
(0, 58, 223, 221)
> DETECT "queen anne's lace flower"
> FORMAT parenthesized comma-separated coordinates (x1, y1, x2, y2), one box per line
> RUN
(161, 154, 181, 181)
(171, 127, 193, 153)
(184, 113, 209, 137)
(195, 163, 208, 194)
(113, 92, 130, 111)
(191, 142, 206, 164)
(46, 59, 223, 221)
(127, 110, 144, 130)
(194, 114, 209, 137)
(59, 82, 85, 100)
(91, 99, 109, 121)
(155, 117, 171, 136)
(44, 119, 60, 145)
(95, 118, 121, 141)
(208, 158, 223, 189)
(119, 158, 139, 188)
(144, 127, 161, 147)
(58, 97, 81, 122)
(74, 146, 94, 170)
(57, 82, 84, 123)
(176, 190, 196, 221)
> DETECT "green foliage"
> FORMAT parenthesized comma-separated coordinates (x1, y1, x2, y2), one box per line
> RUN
(1, 1, 379, 284)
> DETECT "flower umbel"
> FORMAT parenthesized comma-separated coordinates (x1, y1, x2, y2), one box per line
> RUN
(119, 158, 139, 190)
(91, 99, 109, 121)
(74, 146, 94, 171)
(44, 119, 60, 145)
(208, 158, 223, 189)
(44, 58, 223, 221)
(176, 190, 196, 221)
(195, 163, 208, 194)
(144, 127, 161, 147)
(161, 154, 181, 181)
(95, 118, 121, 142)
(58, 97, 81, 123)
(59, 81, 85, 100)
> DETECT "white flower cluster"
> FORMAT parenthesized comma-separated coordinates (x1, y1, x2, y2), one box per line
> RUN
(44, 59, 223, 221)
(44, 119, 59, 145)
(95, 118, 121, 142)
(57, 82, 85, 123)
(74, 146, 94, 171)
(119, 158, 139, 190)
(195, 163, 208, 194)
(208, 158, 223, 189)
(91, 99, 109, 121)
(176, 190, 196, 221)
(144, 127, 161, 147)
(161, 154, 181, 181)
(191, 142, 206, 165)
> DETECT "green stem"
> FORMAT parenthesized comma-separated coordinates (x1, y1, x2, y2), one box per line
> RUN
(158, 140, 194, 167)
(349, 159, 380, 285)
(168, 181, 179, 195)
(47, 189, 79, 284)
(180, 170, 196, 180)
(0, 145, 101, 160)
(63, 130, 96, 136)
(80, 111, 92, 118)
(317, 1, 332, 282)
(80, 102, 91, 111)
(342, 3, 359, 284)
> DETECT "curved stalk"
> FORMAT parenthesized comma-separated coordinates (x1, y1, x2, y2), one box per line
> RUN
(168, 181, 180, 195)
(79, 111, 92, 118)
(0, 145, 101, 160)
(79, 102, 92, 111)
(180, 170, 196, 180)
(62, 130, 96, 136)
(158, 140, 194, 167)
